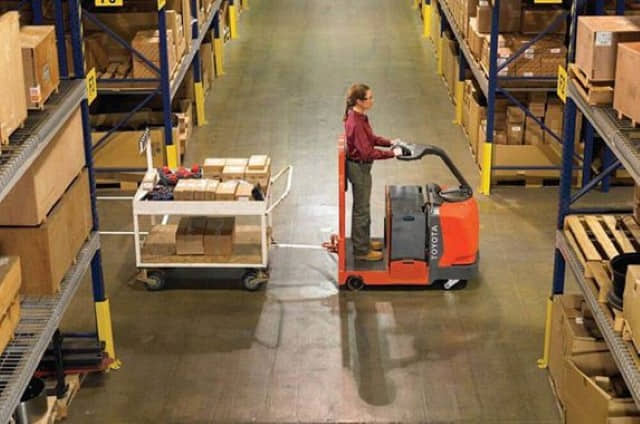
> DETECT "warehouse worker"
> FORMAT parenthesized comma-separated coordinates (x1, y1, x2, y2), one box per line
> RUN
(344, 83, 403, 262)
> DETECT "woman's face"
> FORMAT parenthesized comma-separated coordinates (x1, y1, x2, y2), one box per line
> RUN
(357, 90, 374, 111)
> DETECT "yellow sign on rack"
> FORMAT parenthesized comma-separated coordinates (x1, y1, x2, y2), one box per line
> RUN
(157, 0, 166, 9)
(95, 0, 123, 6)
(86, 68, 98, 105)
(557, 65, 568, 103)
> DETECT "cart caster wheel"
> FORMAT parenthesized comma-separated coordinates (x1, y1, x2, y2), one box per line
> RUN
(346, 276, 365, 291)
(145, 271, 166, 291)
(443, 279, 467, 291)
(242, 271, 265, 291)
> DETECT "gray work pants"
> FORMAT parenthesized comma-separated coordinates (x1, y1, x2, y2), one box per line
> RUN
(347, 161, 372, 256)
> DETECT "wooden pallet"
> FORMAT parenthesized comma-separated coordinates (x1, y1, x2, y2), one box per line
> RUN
(564, 215, 640, 274)
(494, 174, 562, 188)
(569, 64, 614, 106)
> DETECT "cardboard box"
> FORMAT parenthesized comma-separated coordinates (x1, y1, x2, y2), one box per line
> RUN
(216, 181, 237, 200)
(204, 179, 218, 200)
(225, 158, 249, 167)
(248, 155, 269, 170)
(0, 107, 84, 226)
(521, 8, 567, 35)
(469, 93, 486, 156)
(222, 165, 246, 181)
(0, 170, 92, 295)
(624, 265, 640, 352)
(203, 217, 235, 256)
(507, 123, 524, 145)
(524, 116, 544, 145)
(508, 35, 567, 78)
(0, 298, 20, 355)
(200, 41, 214, 93)
(166, 10, 185, 63)
(20, 25, 60, 109)
(192, 179, 208, 200)
(485, 0, 521, 32)
(462, 81, 472, 132)
(548, 294, 609, 405)
(564, 352, 640, 423)
(203, 158, 226, 179)
(0, 257, 20, 319)
(576, 16, 640, 82)
(142, 225, 176, 257)
(173, 179, 194, 200)
(476, 1, 491, 33)
(131, 29, 176, 79)
(176, 217, 206, 255)
(0, 12, 27, 145)
(235, 182, 254, 200)
(544, 99, 564, 144)
(507, 106, 525, 123)
(244, 158, 271, 188)
(468, 17, 487, 60)
(614, 42, 640, 124)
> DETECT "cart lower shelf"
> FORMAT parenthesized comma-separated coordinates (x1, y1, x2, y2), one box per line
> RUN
(140, 224, 265, 267)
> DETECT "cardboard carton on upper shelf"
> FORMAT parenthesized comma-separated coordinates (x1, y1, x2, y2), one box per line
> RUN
(0, 170, 92, 296)
(0, 298, 21, 356)
(0, 257, 21, 320)
(613, 42, 640, 124)
(520, 8, 567, 35)
(131, 29, 177, 79)
(576, 16, 640, 82)
(20, 25, 60, 109)
(479, 0, 521, 33)
(0, 107, 84, 226)
(544, 98, 564, 145)
(623, 265, 640, 353)
(0, 12, 28, 145)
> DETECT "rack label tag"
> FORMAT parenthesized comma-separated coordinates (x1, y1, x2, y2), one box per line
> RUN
(557, 65, 567, 103)
(95, 0, 123, 6)
(86, 68, 98, 105)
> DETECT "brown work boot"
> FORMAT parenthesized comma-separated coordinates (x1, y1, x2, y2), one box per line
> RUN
(355, 250, 383, 261)
(370, 240, 384, 251)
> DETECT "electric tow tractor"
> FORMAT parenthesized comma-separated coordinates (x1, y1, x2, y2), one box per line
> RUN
(329, 137, 479, 291)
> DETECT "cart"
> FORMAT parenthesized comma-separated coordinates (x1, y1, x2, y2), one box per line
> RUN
(132, 165, 293, 291)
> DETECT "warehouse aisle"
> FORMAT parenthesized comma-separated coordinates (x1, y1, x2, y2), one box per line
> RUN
(59, 1, 601, 422)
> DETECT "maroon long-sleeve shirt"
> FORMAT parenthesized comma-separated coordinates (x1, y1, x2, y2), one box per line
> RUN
(344, 109, 394, 162)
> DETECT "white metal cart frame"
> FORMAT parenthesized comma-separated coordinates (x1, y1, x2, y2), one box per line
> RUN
(132, 165, 293, 290)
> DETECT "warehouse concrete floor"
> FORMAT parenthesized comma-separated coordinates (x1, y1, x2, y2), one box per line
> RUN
(62, 1, 632, 423)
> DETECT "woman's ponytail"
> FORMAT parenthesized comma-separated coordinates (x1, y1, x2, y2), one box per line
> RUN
(343, 83, 370, 122)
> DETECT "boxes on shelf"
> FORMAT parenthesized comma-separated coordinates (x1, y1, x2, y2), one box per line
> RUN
(0, 257, 21, 320)
(200, 41, 215, 93)
(0, 107, 84, 226)
(132, 29, 177, 79)
(91, 111, 182, 178)
(544, 98, 564, 145)
(0, 11, 27, 146)
(0, 298, 20, 355)
(548, 294, 608, 407)
(166, 0, 193, 52)
(506, 106, 525, 145)
(0, 170, 92, 295)
(524, 117, 544, 145)
(176, 216, 206, 255)
(624, 266, 640, 354)
(576, 16, 640, 82)
(613, 42, 640, 124)
(204, 217, 235, 256)
(564, 351, 640, 423)
(20, 25, 60, 109)
(634, 185, 640, 223)
(528, 92, 547, 117)
(467, 17, 488, 60)
(484, 0, 521, 33)
(511, 35, 567, 78)
(467, 89, 486, 156)
(520, 8, 566, 35)
(476, 1, 491, 33)
(166, 10, 186, 62)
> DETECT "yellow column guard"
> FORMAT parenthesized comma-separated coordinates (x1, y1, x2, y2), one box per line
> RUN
(537, 297, 554, 369)
(95, 299, 121, 370)
(194, 81, 207, 126)
(480, 141, 492, 195)
(229, 4, 238, 40)
(214, 38, 224, 76)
